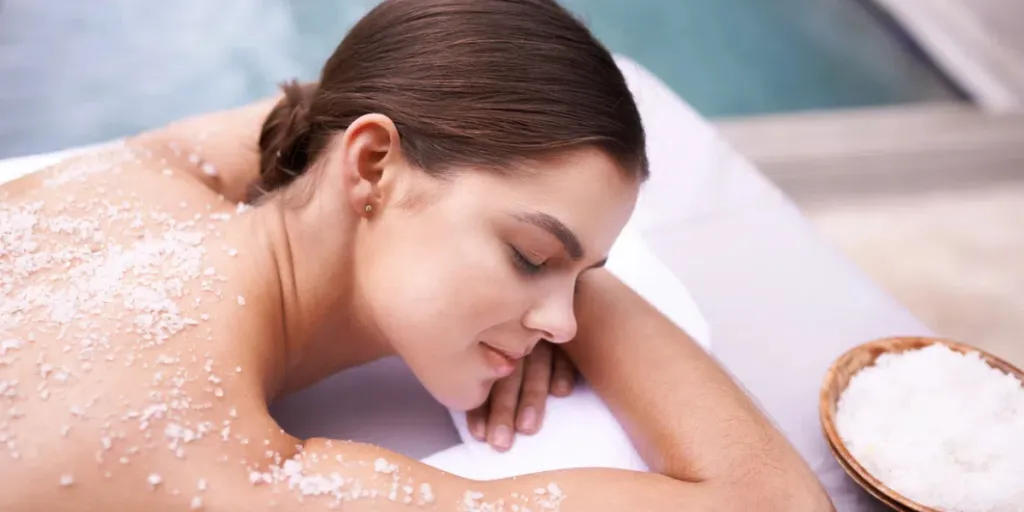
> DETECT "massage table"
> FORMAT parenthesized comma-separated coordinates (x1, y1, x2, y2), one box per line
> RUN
(0, 56, 930, 511)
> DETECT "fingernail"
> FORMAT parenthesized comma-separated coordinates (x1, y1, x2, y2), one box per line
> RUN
(470, 419, 486, 440)
(491, 425, 512, 450)
(517, 407, 537, 432)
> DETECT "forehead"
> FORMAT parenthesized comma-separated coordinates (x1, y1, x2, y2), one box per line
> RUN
(455, 148, 639, 253)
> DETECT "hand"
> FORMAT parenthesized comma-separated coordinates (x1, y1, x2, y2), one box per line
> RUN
(466, 341, 576, 452)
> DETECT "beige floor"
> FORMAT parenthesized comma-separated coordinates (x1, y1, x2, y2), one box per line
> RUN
(717, 104, 1024, 368)
(804, 185, 1024, 368)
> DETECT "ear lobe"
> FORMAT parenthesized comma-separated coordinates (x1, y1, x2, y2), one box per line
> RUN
(339, 114, 402, 216)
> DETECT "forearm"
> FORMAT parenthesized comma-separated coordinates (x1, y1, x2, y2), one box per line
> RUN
(564, 269, 832, 507)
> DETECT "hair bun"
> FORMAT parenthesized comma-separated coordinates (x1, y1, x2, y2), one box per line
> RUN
(256, 80, 318, 196)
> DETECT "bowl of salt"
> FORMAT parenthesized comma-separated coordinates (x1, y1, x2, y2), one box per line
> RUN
(820, 336, 1024, 512)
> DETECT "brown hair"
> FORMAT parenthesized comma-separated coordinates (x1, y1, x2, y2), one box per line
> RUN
(256, 0, 648, 196)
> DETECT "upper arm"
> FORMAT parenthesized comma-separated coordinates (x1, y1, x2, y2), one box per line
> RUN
(126, 96, 282, 203)
(228, 438, 741, 512)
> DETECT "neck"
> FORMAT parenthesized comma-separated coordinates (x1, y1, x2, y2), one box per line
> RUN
(254, 194, 391, 398)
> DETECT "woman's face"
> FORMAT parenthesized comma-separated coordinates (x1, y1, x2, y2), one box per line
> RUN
(356, 148, 639, 410)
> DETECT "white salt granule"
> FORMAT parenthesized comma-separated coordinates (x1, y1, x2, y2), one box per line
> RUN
(835, 344, 1024, 512)
(419, 483, 435, 505)
(200, 163, 218, 177)
(374, 457, 397, 474)
(147, 473, 163, 488)
(59, 473, 74, 486)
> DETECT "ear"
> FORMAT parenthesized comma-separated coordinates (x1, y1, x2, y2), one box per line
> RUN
(337, 113, 404, 217)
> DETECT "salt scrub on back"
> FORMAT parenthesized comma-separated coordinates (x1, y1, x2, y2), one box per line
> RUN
(835, 344, 1024, 512)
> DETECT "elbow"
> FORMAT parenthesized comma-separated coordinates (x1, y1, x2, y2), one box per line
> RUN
(768, 485, 835, 512)
(730, 478, 835, 512)
(704, 466, 834, 512)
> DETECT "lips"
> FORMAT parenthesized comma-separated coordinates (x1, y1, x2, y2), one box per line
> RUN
(481, 342, 522, 378)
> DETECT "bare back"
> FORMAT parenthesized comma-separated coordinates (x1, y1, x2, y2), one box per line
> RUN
(0, 145, 295, 511)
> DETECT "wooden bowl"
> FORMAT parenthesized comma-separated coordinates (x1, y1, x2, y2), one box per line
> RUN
(820, 336, 1024, 512)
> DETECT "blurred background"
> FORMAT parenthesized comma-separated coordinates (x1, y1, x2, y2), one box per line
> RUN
(0, 0, 1021, 363)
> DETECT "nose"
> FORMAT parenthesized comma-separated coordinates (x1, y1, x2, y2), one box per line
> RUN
(521, 288, 577, 344)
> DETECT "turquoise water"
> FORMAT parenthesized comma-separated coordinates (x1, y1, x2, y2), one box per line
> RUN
(0, 0, 959, 159)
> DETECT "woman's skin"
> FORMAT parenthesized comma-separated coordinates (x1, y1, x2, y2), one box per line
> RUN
(0, 99, 834, 511)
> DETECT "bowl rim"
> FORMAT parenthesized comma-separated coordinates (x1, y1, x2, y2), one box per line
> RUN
(819, 335, 1024, 512)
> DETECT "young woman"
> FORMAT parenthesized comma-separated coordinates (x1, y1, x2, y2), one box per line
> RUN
(0, 0, 833, 510)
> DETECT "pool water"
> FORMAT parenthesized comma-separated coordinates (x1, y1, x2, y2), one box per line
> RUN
(0, 0, 959, 159)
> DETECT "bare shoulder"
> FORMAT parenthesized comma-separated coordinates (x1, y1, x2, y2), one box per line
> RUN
(124, 96, 282, 203)
(0, 149, 284, 510)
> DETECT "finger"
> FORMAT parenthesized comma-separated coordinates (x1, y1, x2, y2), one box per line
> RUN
(466, 403, 489, 442)
(550, 347, 576, 397)
(516, 342, 553, 435)
(486, 362, 524, 452)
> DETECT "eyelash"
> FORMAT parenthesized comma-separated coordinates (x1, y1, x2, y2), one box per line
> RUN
(510, 246, 543, 275)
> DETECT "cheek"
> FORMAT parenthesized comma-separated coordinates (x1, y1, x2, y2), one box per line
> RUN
(365, 217, 525, 350)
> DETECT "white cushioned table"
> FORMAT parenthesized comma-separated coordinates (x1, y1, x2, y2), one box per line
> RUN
(614, 56, 933, 511)
(0, 56, 931, 512)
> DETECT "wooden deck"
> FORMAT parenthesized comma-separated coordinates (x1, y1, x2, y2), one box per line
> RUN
(715, 103, 1024, 367)
(715, 103, 1024, 205)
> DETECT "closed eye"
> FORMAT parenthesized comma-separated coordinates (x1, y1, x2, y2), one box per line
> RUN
(510, 245, 543, 275)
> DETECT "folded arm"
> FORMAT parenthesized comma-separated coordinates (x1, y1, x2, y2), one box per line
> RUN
(233, 269, 830, 511)
(562, 268, 833, 509)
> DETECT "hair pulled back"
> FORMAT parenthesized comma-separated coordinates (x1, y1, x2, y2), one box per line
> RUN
(257, 0, 648, 195)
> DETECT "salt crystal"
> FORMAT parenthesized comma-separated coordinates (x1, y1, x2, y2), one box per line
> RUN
(0, 339, 23, 355)
(190, 496, 203, 509)
(201, 163, 218, 177)
(547, 483, 563, 498)
(60, 474, 74, 486)
(197, 478, 207, 491)
(148, 473, 163, 488)
(236, 296, 245, 306)
(374, 457, 397, 474)
(835, 344, 1024, 512)
(188, 154, 200, 165)
(419, 483, 435, 504)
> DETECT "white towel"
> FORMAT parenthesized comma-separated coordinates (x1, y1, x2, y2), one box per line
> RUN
(422, 220, 712, 479)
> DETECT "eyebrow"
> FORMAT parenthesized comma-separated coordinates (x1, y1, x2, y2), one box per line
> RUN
(513, 211, 584, 260)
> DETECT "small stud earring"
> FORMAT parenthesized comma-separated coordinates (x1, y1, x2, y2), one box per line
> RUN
(364, 204, 373, 213)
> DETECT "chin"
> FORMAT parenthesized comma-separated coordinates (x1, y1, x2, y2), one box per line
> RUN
(434, 380, 492, 412)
